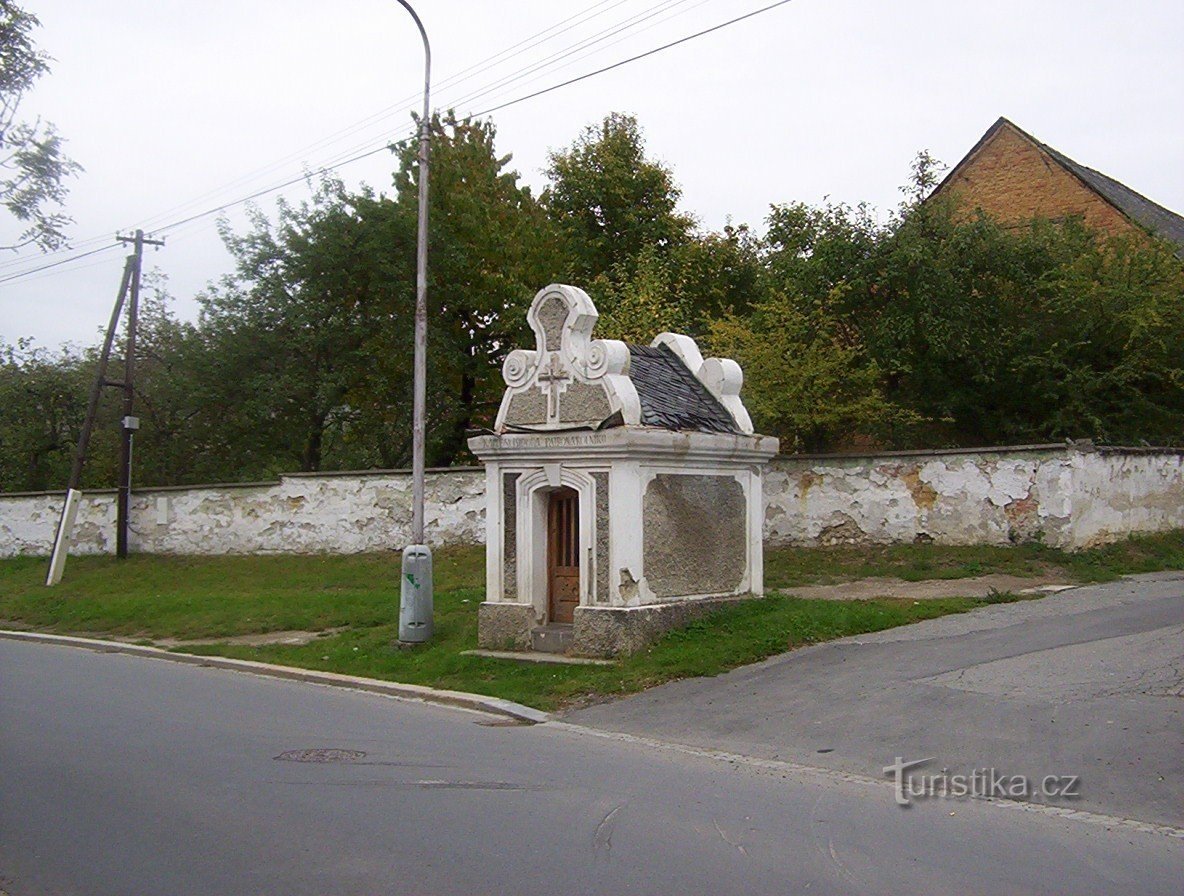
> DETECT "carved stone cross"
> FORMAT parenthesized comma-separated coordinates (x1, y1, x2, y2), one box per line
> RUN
(536, 351, 569, 422)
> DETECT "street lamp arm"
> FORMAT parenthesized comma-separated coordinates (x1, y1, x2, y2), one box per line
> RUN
(393, 0, 431, 123)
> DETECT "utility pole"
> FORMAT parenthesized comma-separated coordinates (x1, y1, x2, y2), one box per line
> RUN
(114, 229, 164, 560)
(46, 232, 162, 584)
(394, 0, 435, 643)
(46, 256, 134, 585)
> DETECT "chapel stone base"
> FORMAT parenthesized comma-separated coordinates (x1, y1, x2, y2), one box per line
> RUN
(477, 602, 537, 652)
(477, 595, 754, 658)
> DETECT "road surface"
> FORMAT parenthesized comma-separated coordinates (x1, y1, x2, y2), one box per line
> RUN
(3, 634, 1182, 894)
(571, 573, 1184, 829)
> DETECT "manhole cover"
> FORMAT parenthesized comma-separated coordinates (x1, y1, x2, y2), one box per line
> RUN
(274, 748, 367, 763)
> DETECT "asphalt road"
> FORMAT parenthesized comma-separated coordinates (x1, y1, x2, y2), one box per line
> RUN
(2, 637, 1182, 895)
(571, 572, 1184, 829)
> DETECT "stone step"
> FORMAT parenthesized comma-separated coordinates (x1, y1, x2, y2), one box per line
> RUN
(531, 624, 574, 654)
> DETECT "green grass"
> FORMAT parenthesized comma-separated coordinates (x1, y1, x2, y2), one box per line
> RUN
(3, 530, 1183, 711)
(764, 529, 1184, 589)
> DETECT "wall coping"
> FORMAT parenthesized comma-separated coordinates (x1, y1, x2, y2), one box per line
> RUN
(283, 466, 484, 479)
(775, 443, 1070, 463)
(0, 466, 487, 500)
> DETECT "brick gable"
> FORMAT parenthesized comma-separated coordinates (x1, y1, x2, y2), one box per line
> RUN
(936, 120, 1134, 238)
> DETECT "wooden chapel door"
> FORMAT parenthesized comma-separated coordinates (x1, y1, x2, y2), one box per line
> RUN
(547, 487, 580, 624)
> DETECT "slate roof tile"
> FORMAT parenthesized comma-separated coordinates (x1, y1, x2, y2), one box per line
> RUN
(627, 343, 738, 434)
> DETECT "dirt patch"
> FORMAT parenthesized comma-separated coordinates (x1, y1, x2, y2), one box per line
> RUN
(779, 575, 1076, 601)
(149, 628, 348, 648)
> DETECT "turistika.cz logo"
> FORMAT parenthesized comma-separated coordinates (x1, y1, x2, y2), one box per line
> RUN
(883, 757, 1082, 807)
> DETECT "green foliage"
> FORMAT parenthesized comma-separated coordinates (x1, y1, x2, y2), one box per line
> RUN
(3, 119, 1183, 494)
(0, 339, 87, 491)
(544, 112, 693, 284)
(588, 246, 693, 342)
(199, 176, 400, 474)
(390, 111, 561, 461)
(708, 289, 918, 452)
(0, 1, 80, 250)
(733, 156, 1184, 450)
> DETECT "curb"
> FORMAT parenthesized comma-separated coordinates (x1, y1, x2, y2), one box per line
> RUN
(0, 630, 549, 725)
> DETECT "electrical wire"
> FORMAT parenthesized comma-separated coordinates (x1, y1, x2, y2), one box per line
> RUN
(474, 0, 794, 118)
(0, 0, 795, 288)
(0, 243, 122, 286)
(0, 0, 634, 272)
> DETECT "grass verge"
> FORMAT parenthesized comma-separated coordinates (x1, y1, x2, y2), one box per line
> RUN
(764, 529, 1184, 589)
(2, 531, 1182, 711)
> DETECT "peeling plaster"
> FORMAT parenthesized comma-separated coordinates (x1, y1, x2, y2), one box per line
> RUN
(5, 447, 1184, 557)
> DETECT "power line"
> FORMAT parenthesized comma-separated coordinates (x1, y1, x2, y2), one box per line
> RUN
(0, 0, 796, 288)
(446, 0, 692, 112)
(0, 0, 636, 273)
(0, 243, 122, 286)
(461, 0, 715, 115)
(0, 0, 718, 277)
(475, 0, 795, 117)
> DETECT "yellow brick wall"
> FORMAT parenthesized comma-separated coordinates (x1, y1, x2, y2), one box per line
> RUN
(941, 124, 1135, 238)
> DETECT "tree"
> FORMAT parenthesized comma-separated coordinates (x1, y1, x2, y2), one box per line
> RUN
(199, 176, 402, 475)
(1, 1, 80, 251)
(708, 289, 918, 453)
(544, 112, 692, 285)
(196, 113, 559, 475)
(388, 111, 561, 463)
(737, 153, 1184, 451)
(0, 338, 88, 491)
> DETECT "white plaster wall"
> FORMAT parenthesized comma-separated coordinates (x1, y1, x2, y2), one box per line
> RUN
(3, 448, 1183, 557)
(762, 447, 1184, 550)
(1068, 451, 1184, 548)
(0, 470, 486, 557)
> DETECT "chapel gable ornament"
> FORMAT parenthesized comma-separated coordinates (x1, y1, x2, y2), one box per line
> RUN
(470, 284, 778, 659)
(495, 284, 754, 435)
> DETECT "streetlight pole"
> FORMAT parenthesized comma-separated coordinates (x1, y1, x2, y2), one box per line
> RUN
(395, 0, 434, 643)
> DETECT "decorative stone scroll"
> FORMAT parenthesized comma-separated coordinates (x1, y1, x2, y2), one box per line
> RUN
(493, 283, 755, 434)
(651, 333, 754, 435)
(496, 285, 640, 432)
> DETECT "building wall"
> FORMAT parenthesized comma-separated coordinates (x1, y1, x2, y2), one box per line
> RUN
(3, 446, 1183, 557)
(940, 123, 1135, 238)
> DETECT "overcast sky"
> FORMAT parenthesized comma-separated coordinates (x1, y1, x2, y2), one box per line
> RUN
(3, 0, 1182, 349)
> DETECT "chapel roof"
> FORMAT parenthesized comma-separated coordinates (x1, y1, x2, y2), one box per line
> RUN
(627, 343, 739, 434)
(493, 284, 755, 437)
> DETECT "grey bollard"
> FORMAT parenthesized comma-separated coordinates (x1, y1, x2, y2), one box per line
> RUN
(399, 545, 434, 643)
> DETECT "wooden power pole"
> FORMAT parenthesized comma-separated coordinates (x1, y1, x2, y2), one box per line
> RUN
(46, 231, 163, 584)
(114, 230, 165, 559)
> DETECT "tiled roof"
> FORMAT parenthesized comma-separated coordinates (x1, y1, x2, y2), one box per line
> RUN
(937, 117, 1184, 259)
(627, 343, 738, 434)
(1037, 141, 1184, 258)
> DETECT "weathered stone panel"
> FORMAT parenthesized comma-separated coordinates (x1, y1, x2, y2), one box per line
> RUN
(477, 602, 535, 650)
(573, 596, 748, 657)
(502, 473, 519, 600)
(558, 382, 612, 424)
(642, 474, 746, 597)
(503, 389, 548, 426)
(536, 293, 568, 351)
(592, 472, 609, 604)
